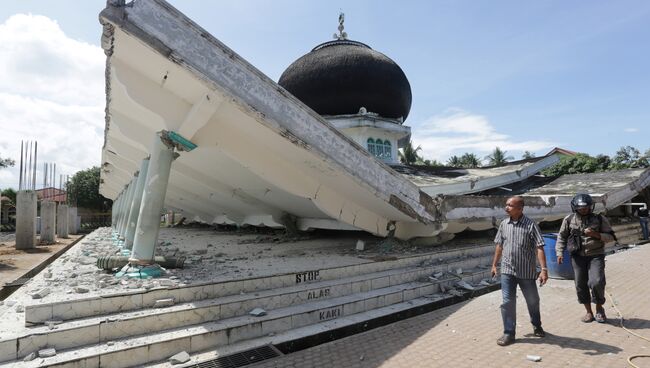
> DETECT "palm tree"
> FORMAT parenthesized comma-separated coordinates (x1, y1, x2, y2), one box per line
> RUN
(446, 155, 463, 167)
(399, 140, 423, 165)
(485, 147, 514, 166)
(460, 153, 482, 168)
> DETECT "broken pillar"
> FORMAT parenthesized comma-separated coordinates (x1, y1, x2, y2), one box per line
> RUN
(15, 190, 37, 250)
(118, 180, 136, 240)
(57, 204, 69, 239)
(40, 200, 56, 244)
(120, 133, 175, 278)
(124, 158, 150, 250)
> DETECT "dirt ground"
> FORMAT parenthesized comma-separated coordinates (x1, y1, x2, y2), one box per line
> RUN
(0, 233, 82, 289)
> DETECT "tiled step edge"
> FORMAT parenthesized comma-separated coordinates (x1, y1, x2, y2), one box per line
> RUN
(24, 244, 496, 324)
(144, 282, 502, 368)
(5, 255, 494, 359)
(3, 270, 493, 368)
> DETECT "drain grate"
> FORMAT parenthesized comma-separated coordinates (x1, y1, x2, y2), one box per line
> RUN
(190, 345, 282, 368)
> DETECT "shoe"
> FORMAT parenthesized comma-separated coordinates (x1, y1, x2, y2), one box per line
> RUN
(581, 313, 594, 323)
(496, 334, 515, 346)
(595, 312, 607, 323)
(533, 326, 545, 337)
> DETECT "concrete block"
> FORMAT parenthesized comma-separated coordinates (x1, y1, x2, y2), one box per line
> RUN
(169, 351, 190, 364)
(25, 305, 53, 324)
(154, 298, 175, 308)
(38, 347, 56, 358)
(249, 307, 267, 317)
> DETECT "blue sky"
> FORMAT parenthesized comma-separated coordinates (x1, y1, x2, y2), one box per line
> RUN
(1, 1, 649, 188)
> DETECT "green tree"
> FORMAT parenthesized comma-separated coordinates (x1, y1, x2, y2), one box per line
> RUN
(399, 140, 423, 165)
(446, 155, 463, 167)
(66, 166, 111, 210)
(1, 188, 17, 205)
(611, 146, 649, 169)
(485, 147, 514, 166)
(418, 159, 444, 167)
(522, 151, 536, 159)
(459, 153, 482, 168)
(0, 155, 15, 168)
(541, 153, 604, 177)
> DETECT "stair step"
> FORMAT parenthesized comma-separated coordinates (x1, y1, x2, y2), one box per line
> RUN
(23, 244, 496, 325)
(143, 282, 501, 368)
(3, 258, 494, 362)
(2, 269, 493, 368)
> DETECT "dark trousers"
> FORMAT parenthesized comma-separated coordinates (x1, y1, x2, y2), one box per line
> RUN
(640, 218, 649, 240)
(571, 254, 606, 305)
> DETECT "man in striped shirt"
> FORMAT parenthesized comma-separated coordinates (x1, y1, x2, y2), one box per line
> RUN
(491, 196, 549, 346)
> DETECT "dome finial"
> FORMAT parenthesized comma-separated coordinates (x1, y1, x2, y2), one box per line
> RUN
(333, 12, 348, 40)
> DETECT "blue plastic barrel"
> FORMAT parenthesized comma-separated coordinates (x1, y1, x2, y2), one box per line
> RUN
(542, 233, 574, 280)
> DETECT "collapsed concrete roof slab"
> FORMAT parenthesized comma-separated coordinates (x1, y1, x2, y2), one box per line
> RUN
(393, 154, 561, 196)
(441, 168, 650, 233)
(99, 0, 444, 239)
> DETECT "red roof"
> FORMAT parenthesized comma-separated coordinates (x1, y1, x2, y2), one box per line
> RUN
(36, 187, 67, 203)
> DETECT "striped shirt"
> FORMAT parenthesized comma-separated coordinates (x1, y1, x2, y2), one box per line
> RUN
(494, 215, 545, 279)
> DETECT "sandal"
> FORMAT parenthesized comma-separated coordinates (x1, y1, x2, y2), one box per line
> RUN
(595, 312, 607, 323)
(581, 313, 594, 323)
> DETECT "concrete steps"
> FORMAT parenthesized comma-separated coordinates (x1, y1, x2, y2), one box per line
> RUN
(22, 244, 495, 325)
(0, 243, 497, 366)
(3, 269, 494, 367)
(143, 284, 499, 368)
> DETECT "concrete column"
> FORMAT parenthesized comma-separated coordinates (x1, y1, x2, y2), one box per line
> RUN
(111, 196, 119, 229)
(125, 158, 150, 250)
(57, 204, 69, 238)
(40, 200, 56, 244)
(15, 190, 37, 250)
(130, 134, 174, 264)
(118, 180, 136, 238)
(68, 207, 78, 235)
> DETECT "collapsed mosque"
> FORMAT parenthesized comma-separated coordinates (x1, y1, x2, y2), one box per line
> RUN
(1, 1, 649, 366)
(99, 0, 649, 246)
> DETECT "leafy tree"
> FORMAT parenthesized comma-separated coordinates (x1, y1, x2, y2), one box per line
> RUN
(446, 155, 463, 167)
(459, 153, 482, 168)
(522, 151, 536, 159)
(417, 159, 444, 167)
(0, 155, 15, 168)
(1, 188, 17, 205)
(541, 153, 605, 177)
(611, 146, 649, 169)
(485, 147, 514, 166)
(399, 140, 423, 165)
(594, 154, 612, 172)
(66, 166, 112, 210)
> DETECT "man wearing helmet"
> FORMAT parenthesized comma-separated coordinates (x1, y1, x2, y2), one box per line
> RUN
(556, 193, 615, 323)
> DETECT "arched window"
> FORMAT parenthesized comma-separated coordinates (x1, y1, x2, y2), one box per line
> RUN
(383, 140, 392, 160)
(367, 138, 376, 156)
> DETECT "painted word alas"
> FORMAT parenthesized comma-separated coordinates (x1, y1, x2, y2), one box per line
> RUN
(307, 288, 330, 300)
(295, 270, 320, 284)
(319, 307, 341, 321)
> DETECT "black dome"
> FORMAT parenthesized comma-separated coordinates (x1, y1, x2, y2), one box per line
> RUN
(278, 40, 412, 121)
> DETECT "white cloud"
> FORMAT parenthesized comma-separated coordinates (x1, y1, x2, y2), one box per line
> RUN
(624, 128, 639, 133)
(411, 109, 556, 163)
(0, 14, 105, 190)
